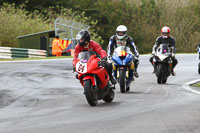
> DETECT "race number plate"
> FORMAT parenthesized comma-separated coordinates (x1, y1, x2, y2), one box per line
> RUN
(76, 61, 87, 73)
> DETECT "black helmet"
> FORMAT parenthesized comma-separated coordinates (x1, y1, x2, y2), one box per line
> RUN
(76, 30, 90, 47)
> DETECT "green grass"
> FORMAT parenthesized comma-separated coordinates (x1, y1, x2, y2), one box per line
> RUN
(192, 82, 200, 88)
(0, 56, 73, 61)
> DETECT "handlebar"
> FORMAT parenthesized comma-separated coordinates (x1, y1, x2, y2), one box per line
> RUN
(98, 60, 107, 67)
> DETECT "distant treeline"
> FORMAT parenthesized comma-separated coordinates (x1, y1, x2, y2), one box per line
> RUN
(0, 0, 200, 53)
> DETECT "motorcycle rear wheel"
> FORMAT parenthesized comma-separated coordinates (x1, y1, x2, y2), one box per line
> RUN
(162, 79, 167, 84)
(103, 88, 114, 102)
(84, 80, 98, 106)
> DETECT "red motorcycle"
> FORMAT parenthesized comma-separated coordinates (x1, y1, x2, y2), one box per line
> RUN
(75, 51, 115, 106)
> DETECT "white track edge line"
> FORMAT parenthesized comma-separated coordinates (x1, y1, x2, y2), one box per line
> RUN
(183, 79, 200, 95)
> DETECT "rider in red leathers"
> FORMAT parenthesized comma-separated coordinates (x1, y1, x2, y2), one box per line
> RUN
(73, 30, 116, 84)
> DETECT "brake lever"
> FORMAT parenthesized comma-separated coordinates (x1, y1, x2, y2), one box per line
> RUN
(98, 61, 101, 67)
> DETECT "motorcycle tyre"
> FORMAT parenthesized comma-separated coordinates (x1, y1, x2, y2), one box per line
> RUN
(103, 88, 114, 102)
(119, 69, 126, 93)
(157, 64, 164, 84)
(84, 80, 98, 106)
(162, 79, 167, 84)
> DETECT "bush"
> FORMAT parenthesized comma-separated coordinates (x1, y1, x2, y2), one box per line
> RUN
(157, 0, 200, 53)
(0, 3, 102, 48)
(0, 3, 52, 47)
(1, 0, 200, 53)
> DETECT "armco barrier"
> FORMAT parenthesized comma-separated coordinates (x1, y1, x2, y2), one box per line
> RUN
(0, 46, 47, 59)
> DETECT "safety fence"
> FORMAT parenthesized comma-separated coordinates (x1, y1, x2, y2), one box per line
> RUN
(0, 46, 47, 59)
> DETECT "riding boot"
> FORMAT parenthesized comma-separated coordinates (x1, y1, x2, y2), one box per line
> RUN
(106, 62, 117, 84)
(149, 56, 155, 74)
(171, 57, 178, 76)
(134, 69, 139, 78)
(152, 63, 157, 74)
(133, 61, 139, 78)
(171, 69, 176, 76)
(129, 69, 134, 81)
(109, 73, 117, 84)
(152, 64, 156, 74)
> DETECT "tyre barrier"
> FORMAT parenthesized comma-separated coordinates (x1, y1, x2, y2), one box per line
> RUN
(0, 46, 47, 59)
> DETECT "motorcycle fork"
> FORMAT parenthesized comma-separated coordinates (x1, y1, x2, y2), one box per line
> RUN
(126, 66, 129, 78)
(117, 67, 119, 78)
(83, 75, 98, 90)
(117, 67, 129, 79)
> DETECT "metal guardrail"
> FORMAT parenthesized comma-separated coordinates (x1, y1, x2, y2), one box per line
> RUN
(54, 18, 89, 49)
(0, 46, 47, 59)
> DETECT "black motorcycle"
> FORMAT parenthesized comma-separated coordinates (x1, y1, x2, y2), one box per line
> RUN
(153, 44, 173, 84)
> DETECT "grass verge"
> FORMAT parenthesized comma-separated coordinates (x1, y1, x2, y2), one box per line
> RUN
(192, 82, 200, 88)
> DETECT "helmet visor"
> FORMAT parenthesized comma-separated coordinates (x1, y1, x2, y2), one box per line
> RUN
(162, 32, 169, 36)
(117, 31, 126, 36)
(76, 33, 82, 41)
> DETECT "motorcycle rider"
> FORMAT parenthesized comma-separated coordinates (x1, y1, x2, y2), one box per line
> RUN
(149, 26, 178, 76)
(107, 25, 139, 78)
(72, 30, 117, 84)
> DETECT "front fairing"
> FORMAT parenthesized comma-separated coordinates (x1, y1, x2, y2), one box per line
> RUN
(76, 61, 88, 73)
(112, 55, 122, 65)
(76, 51, 99, 74)
(123, 54, 134, 65)
(155, 44, 170, 62)
(112, 46, 134, 66)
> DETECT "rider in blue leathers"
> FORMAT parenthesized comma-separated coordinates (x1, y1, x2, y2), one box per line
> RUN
(107, 25, 139, 78)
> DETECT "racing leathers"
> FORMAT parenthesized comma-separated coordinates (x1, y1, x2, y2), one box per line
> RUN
(107, 35, 139, 78)
(149, 35, 178, 75)
(73, 40, 116, 84)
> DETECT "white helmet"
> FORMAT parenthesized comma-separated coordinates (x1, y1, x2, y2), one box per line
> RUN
(116, 25, 127, 40)
(161, 26, 170, 38)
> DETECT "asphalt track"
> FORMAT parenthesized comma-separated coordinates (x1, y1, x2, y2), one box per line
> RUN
(0, 54, 200, 133)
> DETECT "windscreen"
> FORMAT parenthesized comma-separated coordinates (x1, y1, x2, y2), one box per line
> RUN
(157, 44, 170, 55)
(114, 46, 132, 55)
(78, 51, 96, 61)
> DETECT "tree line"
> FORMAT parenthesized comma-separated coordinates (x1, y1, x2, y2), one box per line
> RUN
(0, 0, 200, 53)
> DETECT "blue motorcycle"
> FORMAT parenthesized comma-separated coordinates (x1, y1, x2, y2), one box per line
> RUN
(111, 46, 135, 93)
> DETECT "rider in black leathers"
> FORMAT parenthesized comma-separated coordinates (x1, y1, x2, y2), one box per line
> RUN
(107, 25, 139, 78)
(149, 26, 178, 76)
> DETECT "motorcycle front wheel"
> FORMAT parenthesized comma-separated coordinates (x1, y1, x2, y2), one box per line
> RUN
(157, 64, 168, 84)
(119, 69, 126, 93)
(84, 80, 98, 106)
